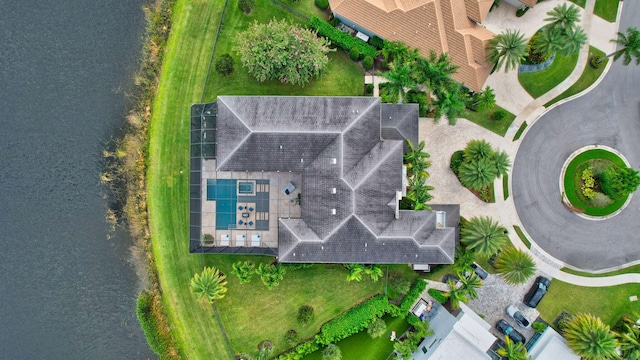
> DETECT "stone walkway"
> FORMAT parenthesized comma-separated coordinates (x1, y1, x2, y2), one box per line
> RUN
(366, 1, 640, 286)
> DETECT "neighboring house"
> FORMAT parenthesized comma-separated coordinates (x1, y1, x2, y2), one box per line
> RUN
(410, 302, 498, 359)
(526, 326, 580, 360)
(189, 96, 459, 266)
(329, 0, 535, 91)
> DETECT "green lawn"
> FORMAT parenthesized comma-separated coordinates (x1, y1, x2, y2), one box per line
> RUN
(302, 314, 409, 360)
(206, 256, 384, 356)
(594, 0, 619, 22)
(512, 122, 527, 141)
(518, 52, 579, 98)
(569, 0, 586, 8)
(203, 0, 363, 100)
(561, 264, 640, 277)
(544, 47, 608, 108)
(537, 280, 640, 328)
(563, 149, 628, 216)
(146, 0, 366, 358)
(503, 174, 509, 200)
(512, 225, 531, 249)
(464, 106, 516, 137)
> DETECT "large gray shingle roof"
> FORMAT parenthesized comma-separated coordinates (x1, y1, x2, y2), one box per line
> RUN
(214, 96, 457, 265)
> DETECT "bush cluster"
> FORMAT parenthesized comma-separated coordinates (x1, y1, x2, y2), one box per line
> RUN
(315, 0, 329, 10)
(581, 168, 596, 199)
(369, 36, 385, 49)
(298, 305, 315, 325)
(316, 295, 389, 345)
(398, 280, 427, 314)
(493, 109, 506, 121)
(308, 16, 377, 58)
(362, 55, 374, 69)
(427, 288, 448, 304)
(449, 150, 464, 175)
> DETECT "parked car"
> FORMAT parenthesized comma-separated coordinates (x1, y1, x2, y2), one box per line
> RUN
(441, 273, 460, 284)
(524, 276, 551, 308)
(496, 319, 526, 344)
(506, 305, 530, 328)
(471, 263, 488, 280)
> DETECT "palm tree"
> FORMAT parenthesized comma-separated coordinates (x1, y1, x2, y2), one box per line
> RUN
(463, 139, 493, 162)
(534, 27, 566, 57)
(461, 216, 508, 258)
(564, 313, 618, 360)
(486, 29, 528, 73)
(544, 3, 581, 31)
(231, 261, 255, 284)
(403, 140, 431, 179)
(596, 27, 640, 66)
(405, 174, 434, 210)
(364, 264, 384, 281)
(494, 248, 536, 284)
(472, 86, 496, 112)
(380, 62, 416, 104)
(380, 40, 412, 64)
(492, 150, 511, 177)
(444, 278, 468, 309)
(561, 26, 588, 56)
(458, 157, 498, 191)
(615, 312, 640, 360)
(433, 85, 467, 125)
(344, 263, 364, 282)
(458, 272, 483, 300)
(256, 263, 286, 289)
(453, 245, 476, 275)
(498, 336, 532, 360)
(190, 266, 228, 303)
(413, 50, 459, 109)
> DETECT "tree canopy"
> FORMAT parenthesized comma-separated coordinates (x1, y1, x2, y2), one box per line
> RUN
(235, 19, 332, 85)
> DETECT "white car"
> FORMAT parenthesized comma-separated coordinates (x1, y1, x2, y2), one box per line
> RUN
(507, 305, 531, 328)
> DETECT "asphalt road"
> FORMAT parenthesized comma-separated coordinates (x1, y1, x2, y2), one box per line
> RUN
(513, 1, 640, 271)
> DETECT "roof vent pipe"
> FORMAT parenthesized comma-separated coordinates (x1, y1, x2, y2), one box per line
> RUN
(331, 209, 336, 215)
(331, 188, 337, 194)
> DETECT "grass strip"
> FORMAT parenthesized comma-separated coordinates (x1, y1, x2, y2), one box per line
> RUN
(594, 0, 619, 22)
(537, 280, 640, 328)
(503, 174, 509, 200)
(518, 51, 579, 98)
(569, 0, 586, 8)
(512, 225, 531, 249)
(512, 122, 527, 141)
(544, 47, 607, 107)
(563, 149, 628, 216)
(464, 106, 516, 137)
(561, 264, 640, 277)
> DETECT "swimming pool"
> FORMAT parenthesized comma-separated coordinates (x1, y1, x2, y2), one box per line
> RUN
(206, 179, 237, 230)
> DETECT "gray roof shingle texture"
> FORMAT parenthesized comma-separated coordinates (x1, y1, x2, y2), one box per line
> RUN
(214, 96, 458, 264)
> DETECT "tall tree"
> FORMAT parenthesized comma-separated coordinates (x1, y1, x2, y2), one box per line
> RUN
(616, 312, 640, 360)
(534, 27, 566, 57)
(498, 336, 532, 360)
(544, 3, 581, 31)
(433, 85, 467, 125)
(458, 272, 483, 300)
(494, 248, 536, 285)
(453, 245, 476, 275)
(380, 62, 416, 104)
(564, 313, 618, 360)
(404, 140, 431, 179)
(444, 278, 469, 309)
(380, 40, 412, 64)
(458, 157, 498, 190)
(561, 26, 588, 56)
(597, 27, 640, 65)
(461, 216, 508, 258)
(413, 50, 459, 108)
(405, 174, 434, 210)
(486, 29, 528, 73)
(472, 86, 496, 112)
(190, 266, 228, 303)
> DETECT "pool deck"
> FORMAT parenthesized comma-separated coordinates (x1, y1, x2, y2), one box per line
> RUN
(201, 159, 302, 249)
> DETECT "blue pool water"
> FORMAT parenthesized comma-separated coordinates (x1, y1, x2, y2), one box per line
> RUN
(206, 179, 237, 229)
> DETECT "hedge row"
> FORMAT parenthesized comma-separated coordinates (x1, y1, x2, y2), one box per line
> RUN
(398, 280, 427, 314)
(275, 339, 319, 360)
(427, 288, 448, 304)
(316, 294, 390, 345)
(308, 16, 377, 58)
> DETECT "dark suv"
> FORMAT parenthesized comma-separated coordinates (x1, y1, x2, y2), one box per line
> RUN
(496, 319, 526, 344)
(524, 276, 551, 308)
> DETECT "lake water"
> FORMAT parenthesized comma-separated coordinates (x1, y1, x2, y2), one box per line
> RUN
(0, 0, 155, 358)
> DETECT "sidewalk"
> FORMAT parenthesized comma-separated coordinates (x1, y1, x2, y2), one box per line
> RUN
(417, 1, 639, 286)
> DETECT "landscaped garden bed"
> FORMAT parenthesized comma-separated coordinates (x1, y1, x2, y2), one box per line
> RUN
(562, 148, 634, 217)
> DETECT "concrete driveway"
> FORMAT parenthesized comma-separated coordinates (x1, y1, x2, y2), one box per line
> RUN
(512, 0, 640, 271)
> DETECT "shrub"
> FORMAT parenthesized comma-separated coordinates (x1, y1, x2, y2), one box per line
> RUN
(406, 314, 422, 327)
(398, 280, 427, 314)
(215, 54, 234, 76)
(407, 90, 428, 117)
(590, 192, 613, 207)
(369, 36, 385, 49)
(316, 295, 390, 345)
(516, 6, 530, 17)
(493, 109, 506, 121)
(285, 329, 298, 346)
(525, 32, 550, 64)
(581, 168, 596, 199)
(238, 0, 255, 14)
(323, 344, 342, 360)
(391, 276, 411, 295)
(362, 55, 374, 69)
(599, 166, 640, 200)
(329, 17, 340, 27)
(298, 305, 315, 325)
(450, 150, 464, 175)
(533, 322, 547, 333)
(315, 0, 329, 10)
(367, 318, 387, 338)
(349, 47, 361, 61)
(136, 291, 172, 357)
(365, 83, 374, 95)
(427, 288, 448, 304)
(308, 16, 377, 58)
